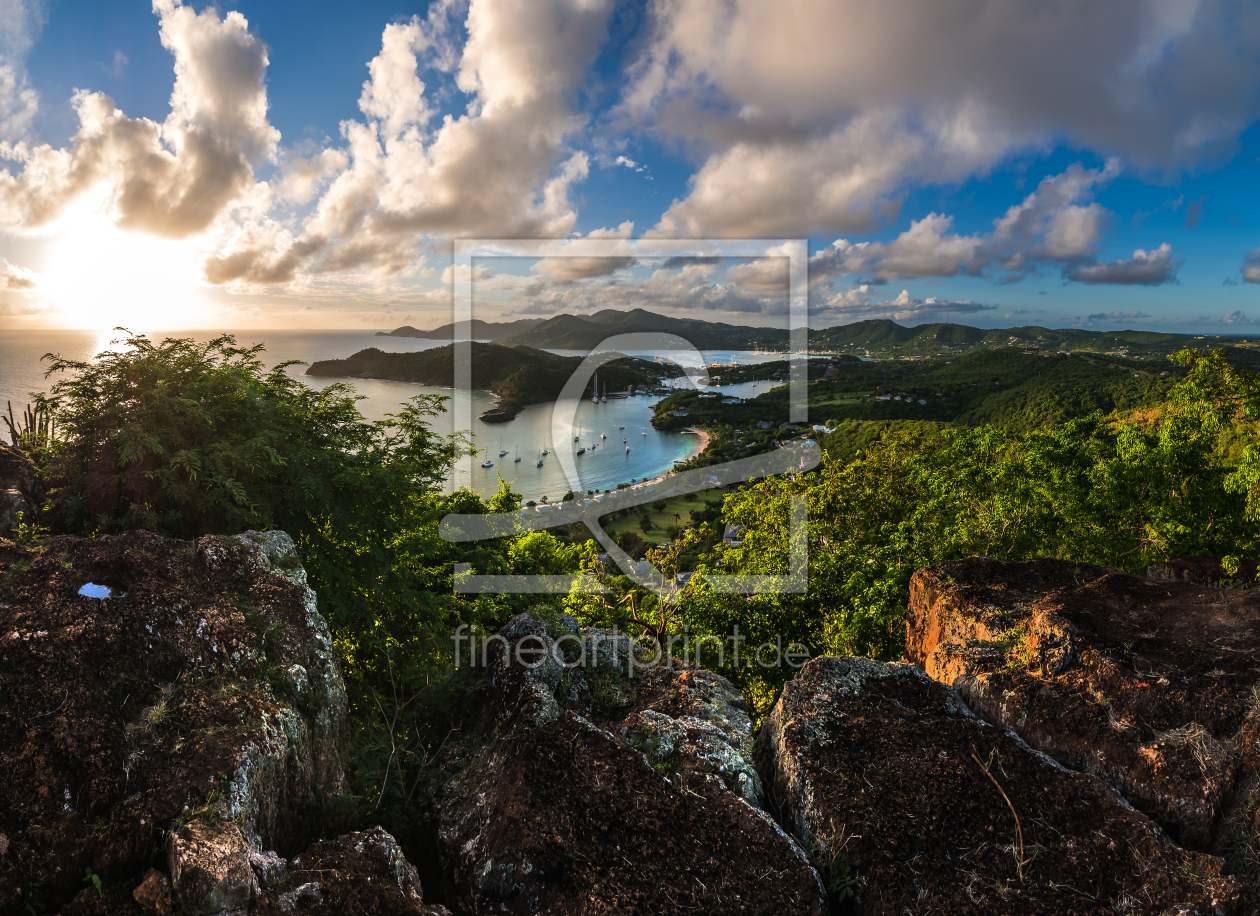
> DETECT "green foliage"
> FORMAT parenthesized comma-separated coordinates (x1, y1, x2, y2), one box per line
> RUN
(682, 401, 1256, 715)
(39, 331, 459, 540)
(82, 867, 101, 897)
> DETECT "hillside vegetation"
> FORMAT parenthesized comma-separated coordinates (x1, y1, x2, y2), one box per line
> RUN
(497, 307, 790, 350)
(809, 317, 1257, 359)
(660, 349, 1183, 435)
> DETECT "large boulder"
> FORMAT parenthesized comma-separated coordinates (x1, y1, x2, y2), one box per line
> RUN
(756, 655, 1240, 915)
(907, 557, 1260, 852)
(429, 613, 827, 915)
(0, 529, 349, 915)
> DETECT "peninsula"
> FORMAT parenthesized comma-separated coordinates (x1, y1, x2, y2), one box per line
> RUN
(306, 341, 681, 421)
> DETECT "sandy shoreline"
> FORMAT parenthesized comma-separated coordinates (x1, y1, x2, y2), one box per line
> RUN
(682, 426, 712, 453)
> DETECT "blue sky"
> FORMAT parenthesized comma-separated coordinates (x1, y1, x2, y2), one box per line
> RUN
(1, 0, 1259, 332)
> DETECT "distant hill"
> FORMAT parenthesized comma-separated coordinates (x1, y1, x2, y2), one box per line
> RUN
(375, 318, 542, 340)
(498, 308, 790, 350)
(306, 342, 677, 421)
(808, 319, 1244, 358)
(375, 309, 1256, 361)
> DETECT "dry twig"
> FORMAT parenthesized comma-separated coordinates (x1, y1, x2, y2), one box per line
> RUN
(972, 750, 1027, 883)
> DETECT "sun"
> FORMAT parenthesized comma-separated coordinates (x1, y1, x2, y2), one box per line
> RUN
(43, 211, 214, 330)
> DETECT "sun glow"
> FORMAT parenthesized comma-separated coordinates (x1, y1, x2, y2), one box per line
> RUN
(43, 211, 215, 330)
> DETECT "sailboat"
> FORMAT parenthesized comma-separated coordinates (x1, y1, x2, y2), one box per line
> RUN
(601, 431, 606, 439)
(541, 440, 549, 456)
(600, 382, 607, 403)
(625, 445, 630, 453)
(536, 448, 544, 468)
(514, 447, 521, 463)
(591, 370, 599, 404)
(480, 447, 493, 468)
(641, 421, 647, 436)
(576, 445, 586, 455)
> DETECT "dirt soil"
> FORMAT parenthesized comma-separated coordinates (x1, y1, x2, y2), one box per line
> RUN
(756, 656, 1241, 916)
(0, 530, 344, 913)
(908, 556, 1260, 852)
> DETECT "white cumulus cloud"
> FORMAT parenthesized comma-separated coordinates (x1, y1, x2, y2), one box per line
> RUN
(206, 0, 613, 286)
(0, 0, 278, 238)
(630, 0, 1260, 239)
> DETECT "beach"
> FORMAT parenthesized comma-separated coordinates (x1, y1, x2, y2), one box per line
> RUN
(682, 426, 712, 452)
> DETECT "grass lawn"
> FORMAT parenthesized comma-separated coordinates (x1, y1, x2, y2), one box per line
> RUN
(812, 396, 865, 407)
(600, 491, 724, 546)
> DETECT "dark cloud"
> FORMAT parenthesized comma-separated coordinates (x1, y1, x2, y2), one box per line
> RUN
(1065, 244, 1182, 285)
(1185, 195, 1208, 230)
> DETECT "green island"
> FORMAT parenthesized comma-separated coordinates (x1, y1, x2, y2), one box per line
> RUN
(306, 340, 682, 421)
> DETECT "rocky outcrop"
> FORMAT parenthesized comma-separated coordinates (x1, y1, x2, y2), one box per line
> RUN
(0, 441, 38, 536)
(253, 828, 449, 915)
(907, 556, 1260, 855)
(1147, 555, 1260, 587)
(429, 613, 827, 914)
(0, 528, 351, 915)
(755, 655, 1240, 915)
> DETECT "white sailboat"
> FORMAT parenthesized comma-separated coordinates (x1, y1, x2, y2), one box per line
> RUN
(591, 370, 599, 404)
(480, 447, 493, 468)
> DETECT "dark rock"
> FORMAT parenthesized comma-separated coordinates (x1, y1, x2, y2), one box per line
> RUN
(756, 655, 1240, 915)
(430, 613, 826, 915)
(907, 557, 1260, 852)
(254, 827, 449, 916)
(1147, 555, 1260, 587)
(0, 529, 348, 914)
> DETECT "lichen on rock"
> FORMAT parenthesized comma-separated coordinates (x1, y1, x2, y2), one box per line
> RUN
(0, 528, 350, 914)
(756, 654, 1241, 915)
(430, 612, 826, 914)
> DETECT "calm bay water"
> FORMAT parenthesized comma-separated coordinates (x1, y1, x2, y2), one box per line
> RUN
(0, 329, 781, 501)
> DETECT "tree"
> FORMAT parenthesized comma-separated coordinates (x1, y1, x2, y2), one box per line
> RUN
(616, 530, 642, 554)
(639, 515, 654, 534)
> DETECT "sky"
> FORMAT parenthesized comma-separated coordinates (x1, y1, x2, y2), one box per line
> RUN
(0, 0, 1259, 333)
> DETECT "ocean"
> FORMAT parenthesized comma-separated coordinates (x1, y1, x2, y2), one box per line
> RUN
(0, 329, 783, 501)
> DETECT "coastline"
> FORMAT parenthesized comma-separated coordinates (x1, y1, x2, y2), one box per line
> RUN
(682, 426, 711, 454)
